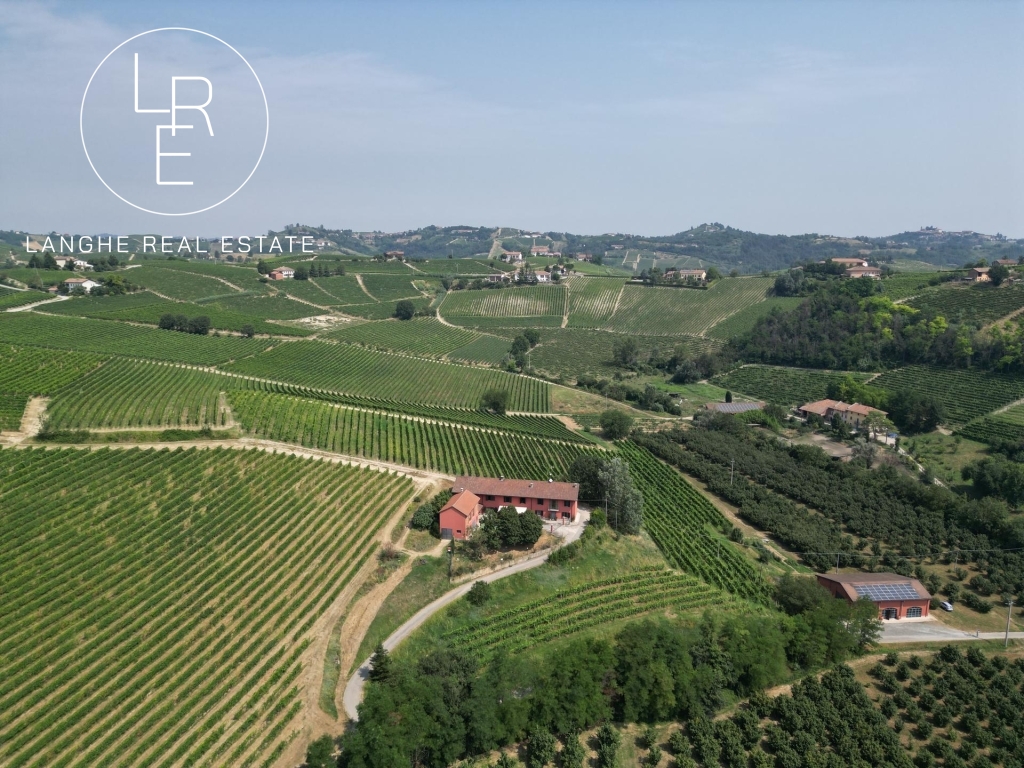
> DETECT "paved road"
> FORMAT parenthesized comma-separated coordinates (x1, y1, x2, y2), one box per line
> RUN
(881, 619, 1024, 644)
(342, 512, 589, 720)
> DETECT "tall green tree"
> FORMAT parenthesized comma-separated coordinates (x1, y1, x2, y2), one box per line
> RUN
(598, 457, 643, 534)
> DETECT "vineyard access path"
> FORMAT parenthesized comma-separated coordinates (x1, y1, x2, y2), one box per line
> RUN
(342, 510, 589, 721)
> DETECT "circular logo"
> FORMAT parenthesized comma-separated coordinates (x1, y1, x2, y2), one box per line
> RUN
(80, 28, 269, 216)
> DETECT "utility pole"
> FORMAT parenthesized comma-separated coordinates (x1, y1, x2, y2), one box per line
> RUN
(730, 458, 734, 485)
(447, 543, 454, 584)
(1007, 599, 1015, 648)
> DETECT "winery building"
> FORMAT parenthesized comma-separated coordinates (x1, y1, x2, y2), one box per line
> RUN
(816, 572, 931, 620)
(452, 475, 580, 522)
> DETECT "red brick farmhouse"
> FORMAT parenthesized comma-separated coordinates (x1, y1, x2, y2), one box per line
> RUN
(439, 475, 580, 540)
(816, 572, 931, 620)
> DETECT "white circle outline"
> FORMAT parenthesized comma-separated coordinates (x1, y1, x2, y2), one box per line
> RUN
(79, 27, 269, 217)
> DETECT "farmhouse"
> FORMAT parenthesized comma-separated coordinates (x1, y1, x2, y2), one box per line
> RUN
(384, 250, 405, 260)
(844, 266, 881, 279)
(967, 267, 990, 283)
(995, 259, 1018, 267)
(452, 475, 580, 522)
(816, 572, 931, 620)
(530, 244, 550, 255)
(535, 272, 550, 283)
(438, 490, 482, 541)
(268, 267, 295, 280)
(798, 399, 887, 430)
(63, 277, 101, 293)
(73, 259, 93, 270)
(665, 268, 708, 283)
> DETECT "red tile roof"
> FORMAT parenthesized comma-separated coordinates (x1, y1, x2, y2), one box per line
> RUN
(453, 475, 579, 501)
(440, 489, 480, 519)
(817, 572, 930, 602)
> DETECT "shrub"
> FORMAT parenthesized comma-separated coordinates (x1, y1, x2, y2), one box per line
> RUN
(394, 299, 416, 320)
(466, 581, 492, 606)
(599, 409, 633, 439)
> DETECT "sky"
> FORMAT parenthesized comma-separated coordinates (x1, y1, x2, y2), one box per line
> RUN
(1, 0, 1022, 238)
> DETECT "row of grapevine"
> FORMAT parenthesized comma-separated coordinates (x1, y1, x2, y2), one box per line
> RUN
(440, 285, 566, 318)
(617, 441, 772, 602)
(0, 447, 413, 768)
(441, 569, 727, 657)
(908, 284, 1024, 326)
(47, 358, 229, 429)
(0, 345, 105, 395)
(711, 365, 873, 406)
(0, 313, 273, 365)
(958, 404, 1024, 445)
(0, 394, 28, 431)
(224, 340, 550, 412)
(872, 365, 1024, 426)
(565, 276, 625, 327)
(326, 317, 481, 357)
(0, 291, 48, 310)
(229, 391, 600, 477)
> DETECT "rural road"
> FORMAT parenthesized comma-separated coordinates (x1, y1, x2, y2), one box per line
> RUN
(342, 510, 590, 720)
(880, 618, 1024, 644)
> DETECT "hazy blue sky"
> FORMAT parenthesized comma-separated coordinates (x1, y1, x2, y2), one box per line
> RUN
(1, 0, 1021, 237)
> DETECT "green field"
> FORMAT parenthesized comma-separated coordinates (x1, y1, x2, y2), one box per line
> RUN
(327, 318, 479, 357)
(712, 365, 873, 406)
(957, 402, 1024, 445)
(705, 296, 803, 340)
(359, 273, 428, 303)
(40, 291, 169, 316)
(606, 278, 773, 336)
(908, 283, 1024, 325)
(565, 276, 626, 328)
(0, 344, 104, 395)
(0, 447, 413, 768)
(880, 272, 947, 300)
(0, 290, 48, 310)
(223, 340, 550, 411)
(447, 334, 513, 365)
(231, 391, 598, 476)
(873, 365, 1024, 426)
(0, 313, 273, 365)
(47, 359, 231, 429)
(128, 265, 243, 301)
(0, 393, 29, 431)
(440, 285, 566, 320)
(278, 276, 373, 307)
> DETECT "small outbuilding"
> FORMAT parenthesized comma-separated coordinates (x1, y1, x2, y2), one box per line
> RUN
(438, 489, 482, 541)
(816, 572, 931, 620)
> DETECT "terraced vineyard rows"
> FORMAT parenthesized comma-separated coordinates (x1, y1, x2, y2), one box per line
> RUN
(359, 274, 426, 302)
(278, 277, 371, 307)
(441, 285, 566, 319)
(440, 568, 727, 658)
(327, 318, 480, 357)
(618, 441, 771, 602)
(0, 345, 105, 395)
(880, 272, 947, 301)
(47, 359, 231, 429)
(712, 366, 873, 406)
(230, 391, 597, 476)
(606, 278, 772, 336)
(958, 403, 1024, 445)
(705, 296, 803, 340)
(873, 365, 1024, 425)
(41, 291, 169, 316)
(0, 447, 413, 768)
(908, 284, 1024, 325)
(224, 340, 549, 411)
(0, 393, 29, 431)
(0, 313, 273, 365)
(447, 334, 513, 365)
(565, 276, 625, 328)
(0, 290, 48, 310)
(89, 300, 314, 337)
(342, 297, 433, 320)
(128, 265, 241, 301)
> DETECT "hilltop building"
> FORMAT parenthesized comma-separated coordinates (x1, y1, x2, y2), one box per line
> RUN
(798, 399, 887, 430)
(452, 475, 580, 523)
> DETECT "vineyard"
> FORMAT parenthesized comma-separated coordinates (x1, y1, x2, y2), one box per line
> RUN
(327, 318, 480, 357)
(41, 291, 169, 316)
(0, 394, 28, 431)
(439, 568, 727, 658)
(47, 359, 231, 429)
(873, 365, 1024, 425)
(618, 441, 771, 602)
(229, 391, 597, 476)
(908, 284, 1024, 326)
(0, 313, 273, 365)
(565, 276, 625, 328)
(0, 447, 413, 768)
(341, 297, 433, 320)
(705, 296, 803, 340)
(447, 334, 514, 365)
(958, 403, 1024, 445)
(90, 299, 314, 337)
(0, 290, 48, 310)
(440, 285, 566, 319)
(224, 341, 550, 411)
(0, 344, 104, 395)
(880, 272, 947, 300)
(279, 277, 371, 307)
(359, 274, 428, 303)
(605, 278, 773, 336)
(128, 265, 243, 301)
(712, 365, 873, 405)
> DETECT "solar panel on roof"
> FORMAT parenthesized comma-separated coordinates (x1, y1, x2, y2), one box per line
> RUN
(853, 583, 920, 601)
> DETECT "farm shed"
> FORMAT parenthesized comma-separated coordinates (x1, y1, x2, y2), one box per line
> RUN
(816, 572, 931, 620)
(439, 489, 482, 541)
(453, 475, 579, 522)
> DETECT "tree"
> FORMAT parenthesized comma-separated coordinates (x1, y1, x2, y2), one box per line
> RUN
(990, 263, 1011, 286)
(523, 328, 541, 346)
(595, 724, 621, 768)
(888, 390, 944, 434)
(776, 574, 830, 615)
(612, 337, 640, 368)
(368, 643, 392, 683)
(481, 389, 509, 415)
(706, 266, 722, 282)
(256, 259, 270, 275)
(569, 455, 608, 502)
(725, 390, 733, 403)
(158, 313, 177, 330)
(525, 729, 557, 768)
(466, 580, 492, 606)
(293, 265, 309, 280)
(394, 299, 416, 320)
(240, 324, 255, 338)
(599, 410, 633, 440)
(187, 316, 211, 335)
(495, 753, 520, 768)
(558, 733, 586, 768)
(599, 457, 643, 534)
(304, 735, 335, 768)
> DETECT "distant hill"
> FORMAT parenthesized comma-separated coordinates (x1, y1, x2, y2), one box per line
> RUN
(4, 223, 1020, 274)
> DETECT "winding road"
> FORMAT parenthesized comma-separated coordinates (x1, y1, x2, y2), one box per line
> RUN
(342, 511, 589, 720)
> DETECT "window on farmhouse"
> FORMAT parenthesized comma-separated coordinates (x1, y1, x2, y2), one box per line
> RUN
(504, 496, 511, 503)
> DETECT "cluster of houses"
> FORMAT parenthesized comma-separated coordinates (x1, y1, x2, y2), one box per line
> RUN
(439, 475, 580, 540)
(797, 399, 887, 431)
